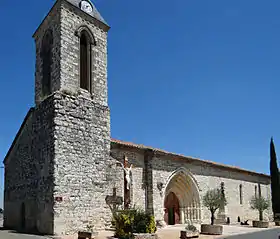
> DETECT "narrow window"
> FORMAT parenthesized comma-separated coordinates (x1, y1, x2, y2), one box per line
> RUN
(221, 182, 225, 199)
(255, 185, 257, 198)
(80, 31, 91, 91)
(239, 184, 243, 205)
(41, 30, 53, 96)
(258, 183, 262, 198)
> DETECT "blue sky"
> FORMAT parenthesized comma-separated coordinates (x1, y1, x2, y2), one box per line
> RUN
(1, 0, 280, 207)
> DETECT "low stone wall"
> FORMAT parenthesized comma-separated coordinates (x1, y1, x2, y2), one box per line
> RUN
(133, 233, 159, 239)
(201, 224, 223, 235)
(252, 221, 269, 228)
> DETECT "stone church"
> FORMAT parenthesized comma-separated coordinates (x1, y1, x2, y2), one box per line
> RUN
(3, 0, 272, 237)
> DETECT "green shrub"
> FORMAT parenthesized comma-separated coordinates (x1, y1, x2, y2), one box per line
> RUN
(114, 210, 134, 239)
(114, 208, 157, 239)
(147, 215, 156, 233)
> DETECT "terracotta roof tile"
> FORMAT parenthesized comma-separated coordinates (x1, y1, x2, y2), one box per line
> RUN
(111, 138, 270, 179)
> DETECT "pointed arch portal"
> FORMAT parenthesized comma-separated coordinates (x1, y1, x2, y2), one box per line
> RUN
(164, 168, 201, 225)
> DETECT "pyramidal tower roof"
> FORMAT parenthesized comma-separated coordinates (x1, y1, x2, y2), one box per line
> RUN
(66, 0, 108, 26)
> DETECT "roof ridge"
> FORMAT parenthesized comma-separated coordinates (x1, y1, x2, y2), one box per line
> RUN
(111, 138, 270, 179)
(65, 0, 108, 26)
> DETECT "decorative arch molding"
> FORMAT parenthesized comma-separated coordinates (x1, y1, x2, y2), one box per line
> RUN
(75, 25, 96, 46)
(163, 167, 201, 196)
(163, 167, 202, 224)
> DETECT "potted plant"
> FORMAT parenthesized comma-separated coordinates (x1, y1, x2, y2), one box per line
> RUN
(78, 225, 93, 239)
(250, 195, 270, 228)
(78, 224, 98, 239)
(180, 223, 199, 239)
(201, 188, 227, 235)
(274, 213, 280, 226)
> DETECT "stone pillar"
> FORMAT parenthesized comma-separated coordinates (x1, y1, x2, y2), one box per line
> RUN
(144, 150, 154, 215)
(180, 207, 185, 224)
(195, 203, 198, 221)
(186, 206, 190, 221)
(190, 206, 192, 221)
(192, 204, 195, 221)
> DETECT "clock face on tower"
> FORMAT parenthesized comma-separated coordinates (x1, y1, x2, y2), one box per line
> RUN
(80, 1, 93, 14)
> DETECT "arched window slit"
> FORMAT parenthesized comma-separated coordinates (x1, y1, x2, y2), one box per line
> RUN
(41, 30, 53, 96)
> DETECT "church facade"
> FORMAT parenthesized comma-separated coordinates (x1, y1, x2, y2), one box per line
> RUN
(3, 0, 272, 237)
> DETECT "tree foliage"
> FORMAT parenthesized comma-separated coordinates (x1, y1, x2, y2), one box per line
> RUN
(203, 188, 227, 212)
(270, 138, 280, 220)
(203, 188, 227, 225)
(250, 195, 270, 221)
(250, 196, 270, 211)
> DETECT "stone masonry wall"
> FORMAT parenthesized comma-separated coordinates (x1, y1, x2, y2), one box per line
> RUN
(4, 109, 34, 231)
(4, 95, 56, 234)
(50, 1, 111, 235)
(52, 91, 111, 236)
(60, 1, 109, 107)
(32, 96, 56, 234)
(110, 148, 146, 210)
(152, 155, 273, 224)
(111, 146, 273, 225)
(33, 2, 61, 106)
(33, 0, 109, 107)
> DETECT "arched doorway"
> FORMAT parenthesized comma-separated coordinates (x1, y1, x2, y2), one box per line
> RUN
(164, 168, 201, 225)
(164, 192, 180, 225)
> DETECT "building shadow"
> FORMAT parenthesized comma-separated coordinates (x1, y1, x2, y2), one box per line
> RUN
(3, 99, 55, 236)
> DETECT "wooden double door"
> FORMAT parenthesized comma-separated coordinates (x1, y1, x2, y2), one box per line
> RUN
(164, 192, 180, 225)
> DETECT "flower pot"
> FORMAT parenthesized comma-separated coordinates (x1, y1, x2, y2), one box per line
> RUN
(200, 224, 223, 235)
(252, 221, 269, 228)
(180, 230, 199, 239)
(133, 233, 158, 239)
(78, 231, 92, 239)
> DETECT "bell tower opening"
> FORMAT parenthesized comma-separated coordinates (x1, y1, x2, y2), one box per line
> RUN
(41, 30, 53, 97)
(80, 31, 91, 92)
(33, 0, 109, 106)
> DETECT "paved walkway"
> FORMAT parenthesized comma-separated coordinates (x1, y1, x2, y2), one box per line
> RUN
(96, 223, 279, 239)
(0, 230, 48, 239)
(155, 225, 271, 239)
(0, 224, 278, 239)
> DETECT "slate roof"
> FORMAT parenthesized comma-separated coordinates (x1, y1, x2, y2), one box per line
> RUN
(66, 0, 108, 26)
(111, 138, 271, 179)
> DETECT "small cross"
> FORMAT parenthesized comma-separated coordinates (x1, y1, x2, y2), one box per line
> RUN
(105, 188, 123, 211)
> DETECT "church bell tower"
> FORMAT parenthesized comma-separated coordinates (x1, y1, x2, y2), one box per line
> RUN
(33, 0, 112, 235)
(33, 0, 110, 106)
